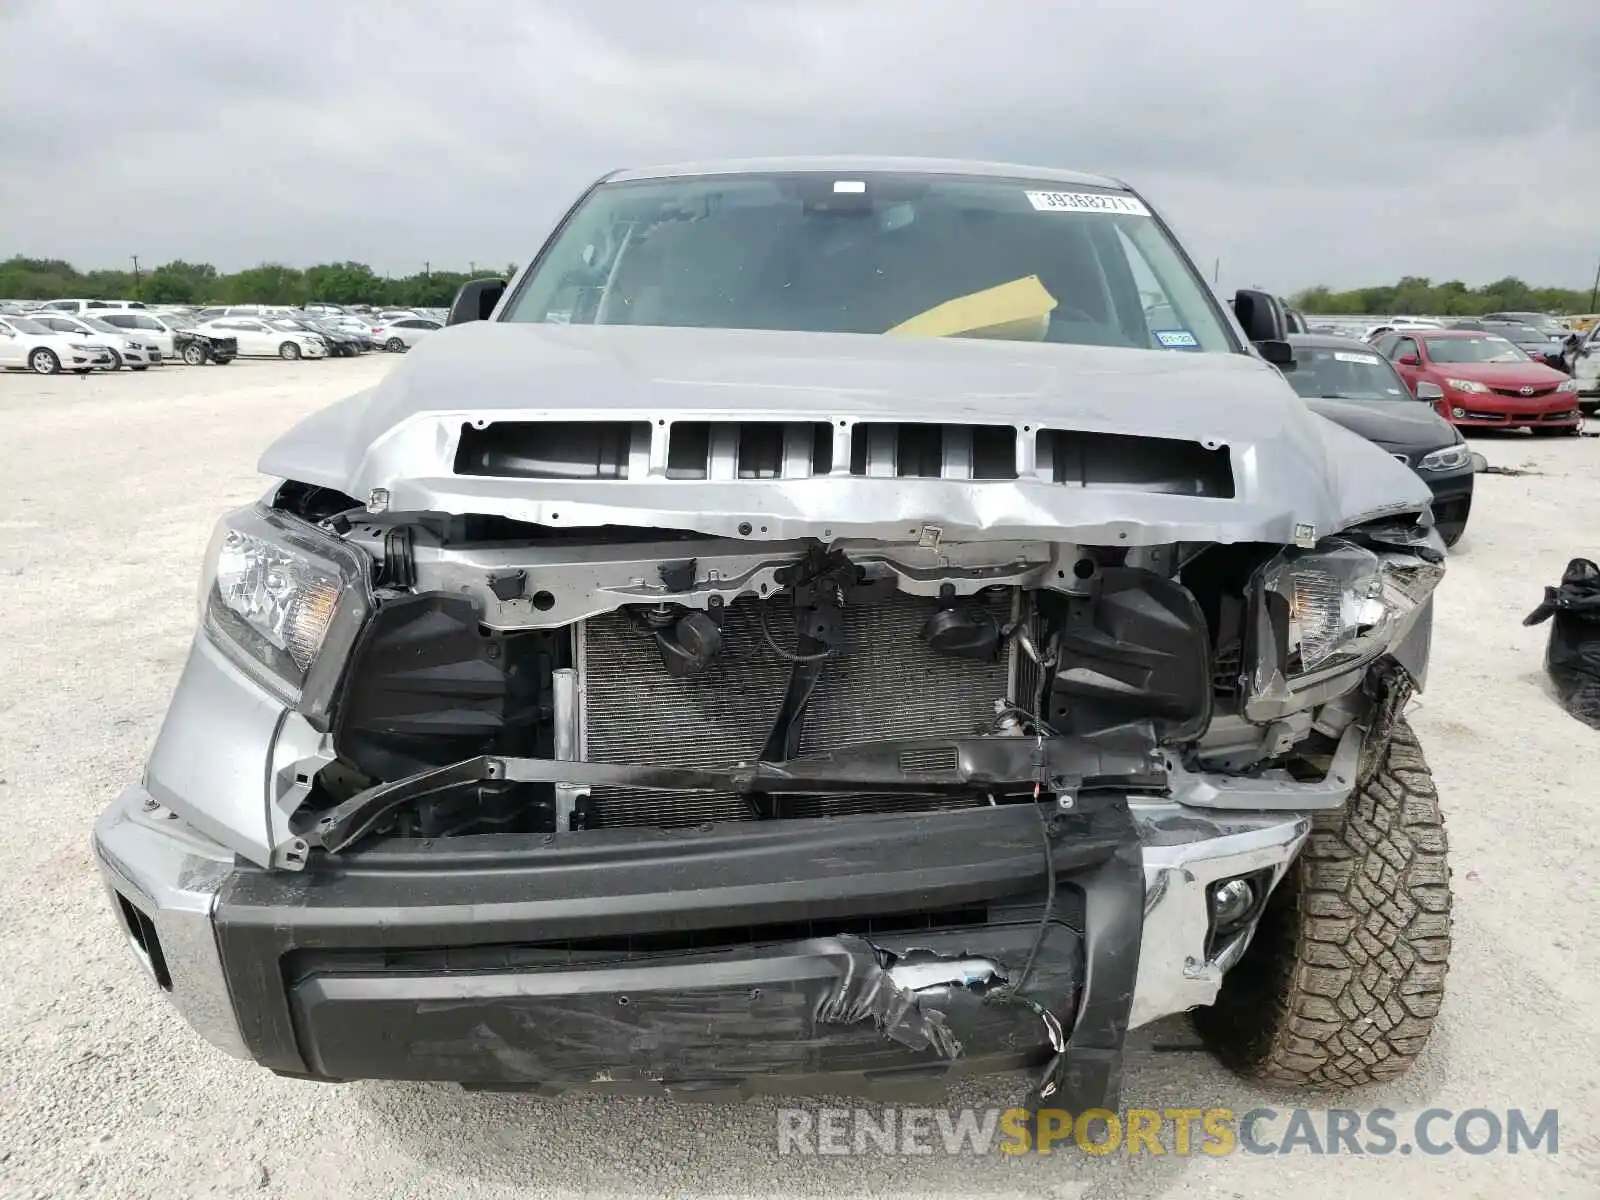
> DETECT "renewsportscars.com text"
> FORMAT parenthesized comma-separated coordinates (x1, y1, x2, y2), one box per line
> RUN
(775, 1107, 1559, 1157)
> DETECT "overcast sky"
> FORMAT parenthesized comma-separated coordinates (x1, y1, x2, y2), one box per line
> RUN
(2, 0, 1595, 293)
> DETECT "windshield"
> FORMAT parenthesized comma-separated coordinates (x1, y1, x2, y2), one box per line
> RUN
(1423, 335, 1528, 364)
(502, 172, 1235, 352)
(4, 317, 51, 335)
(80, 317, 122, 334)
(1283, 345, 1413, 401)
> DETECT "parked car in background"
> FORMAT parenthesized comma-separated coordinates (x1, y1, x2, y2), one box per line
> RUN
(1569, 322, 1600, 412)
(194, 305, 298, 323)
(1448, 319, 1568, 367)
(37, 298, 150, 315)
(1483, 311, 1569, 339)
(1362, 321, 1440, 343)
(1373, 329, 1581, 434)
(370, 315, 442, 351)
(271, 316, 364, 357)
(32, 313, 160, 370)
(1280, 334, 1474, 545)
(320, 314, 377, 344)
(152, 313, 239, 365)
(0, 314, 115, 374)
(96, 310, 180, 358)
(196, 317, 327, 360)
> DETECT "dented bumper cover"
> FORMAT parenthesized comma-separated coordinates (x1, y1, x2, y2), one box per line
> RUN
(94, 781, 1309, 1108)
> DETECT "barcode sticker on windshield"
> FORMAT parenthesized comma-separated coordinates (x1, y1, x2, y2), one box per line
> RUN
(1155, 329, 1199, 348)
(1333, 351, 1381, 365)
(1025, 190, 1151, 216)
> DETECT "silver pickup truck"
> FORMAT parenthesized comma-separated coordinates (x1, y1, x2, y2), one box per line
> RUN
(93, 157, 1451, 1113)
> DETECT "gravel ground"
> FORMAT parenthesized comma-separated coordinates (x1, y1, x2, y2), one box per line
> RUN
(1, 357, 1596, 1198)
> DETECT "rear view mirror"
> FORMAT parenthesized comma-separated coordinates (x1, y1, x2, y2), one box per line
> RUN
(447, 278, 508, 326)
(1232, 288, 1288, 343)
(1415, 381, 1444, 401)
(1397, 354, 1420, 367)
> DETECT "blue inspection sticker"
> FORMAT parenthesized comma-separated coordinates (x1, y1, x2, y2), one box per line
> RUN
(1154, 329, 1200, 349)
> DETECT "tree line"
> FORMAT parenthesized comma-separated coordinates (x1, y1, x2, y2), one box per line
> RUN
(4, 255, 1595, 318)
(1291, 275, 1595, 317)
(0, 257, 520, 309)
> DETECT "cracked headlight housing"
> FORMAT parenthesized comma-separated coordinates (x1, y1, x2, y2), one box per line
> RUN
(199, 504, 373, 723)
(1253, 537, 1444, 689)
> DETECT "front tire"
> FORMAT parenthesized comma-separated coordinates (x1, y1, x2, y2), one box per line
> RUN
(29, 348, 60, 375)
(279, 341, 301, 361)
(107, 349, 124, 370)
(182, 343, 207, 366)
(385, 337, 405, 353)
(1193, 719, 1451, 1087)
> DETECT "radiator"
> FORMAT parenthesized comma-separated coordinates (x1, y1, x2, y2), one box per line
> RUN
(578, 591, 1020, 827)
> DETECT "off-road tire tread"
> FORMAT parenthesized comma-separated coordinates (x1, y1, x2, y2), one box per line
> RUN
(1193, 719, 1451, 1087)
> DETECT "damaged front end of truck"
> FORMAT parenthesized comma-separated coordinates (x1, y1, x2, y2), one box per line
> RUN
(93, 339, 1444, 1110)
(92, 159, 1451, 1110)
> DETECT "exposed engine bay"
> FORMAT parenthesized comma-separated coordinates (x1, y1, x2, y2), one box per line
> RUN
(267, 483, 1439, 853)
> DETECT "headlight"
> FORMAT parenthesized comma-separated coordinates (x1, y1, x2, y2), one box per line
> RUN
(1557, 379, 1579, 393)
(199, 504, 372, 722)
(1444, 378, 1490, 394)
(1417, 444, 1470, 472)
(1256, 538, 1444, 683)
(68, 342, 92, 350)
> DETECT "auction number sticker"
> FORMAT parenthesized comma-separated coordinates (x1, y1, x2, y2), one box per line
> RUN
(1025, 190, 1151, 216)
(1154, 329, 1199, 348)
(1333, 351, 1381, 365)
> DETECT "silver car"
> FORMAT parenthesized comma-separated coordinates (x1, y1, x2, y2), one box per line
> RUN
(92, 158, 1450, 1115)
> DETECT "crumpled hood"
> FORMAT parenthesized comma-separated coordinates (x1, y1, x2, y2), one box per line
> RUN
(259, 322, 1431, 546)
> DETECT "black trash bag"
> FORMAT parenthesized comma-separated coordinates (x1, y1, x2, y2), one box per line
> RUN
(1523, 558, 1600, 728)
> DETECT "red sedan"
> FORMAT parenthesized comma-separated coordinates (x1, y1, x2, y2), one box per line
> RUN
(1373, 329, 1582, 434)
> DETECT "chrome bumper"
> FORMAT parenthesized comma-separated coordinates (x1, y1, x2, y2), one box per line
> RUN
(93, 785, 1314, 1060)
(1126, 802, 1308, 1027)
(92, 788, 249, 1057)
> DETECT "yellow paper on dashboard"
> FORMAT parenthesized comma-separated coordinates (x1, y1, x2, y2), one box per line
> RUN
(885, 275, 1058, 341)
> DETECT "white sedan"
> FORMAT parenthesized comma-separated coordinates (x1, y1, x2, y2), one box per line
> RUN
(94, 310, 186, 358)
(31, 313, 160, 369)
(370, 315, 443, 351)
(195, 318, 327, 360)
(0, 314, 115, 374)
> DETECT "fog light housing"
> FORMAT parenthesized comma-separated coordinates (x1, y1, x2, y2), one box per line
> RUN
(1209, 877, 1256, 929)
(1451, 406, 1466, 418)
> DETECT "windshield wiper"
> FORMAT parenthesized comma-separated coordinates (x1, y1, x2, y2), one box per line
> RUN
(304, 734, 1168, 854)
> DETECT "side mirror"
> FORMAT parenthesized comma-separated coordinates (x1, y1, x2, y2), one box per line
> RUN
(447, 278, 508, 326)
(1415, 381, 1445, 401)
(1397, 353, 1420, 367)
(1232, 288, 1288, 342)
(1256, 339, 1296, 367)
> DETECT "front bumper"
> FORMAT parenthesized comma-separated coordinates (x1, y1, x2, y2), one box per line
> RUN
(1417, 464, 1474, 541)
(1445, 402, 1580, 429)
(93, 783, 1307, 1105)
